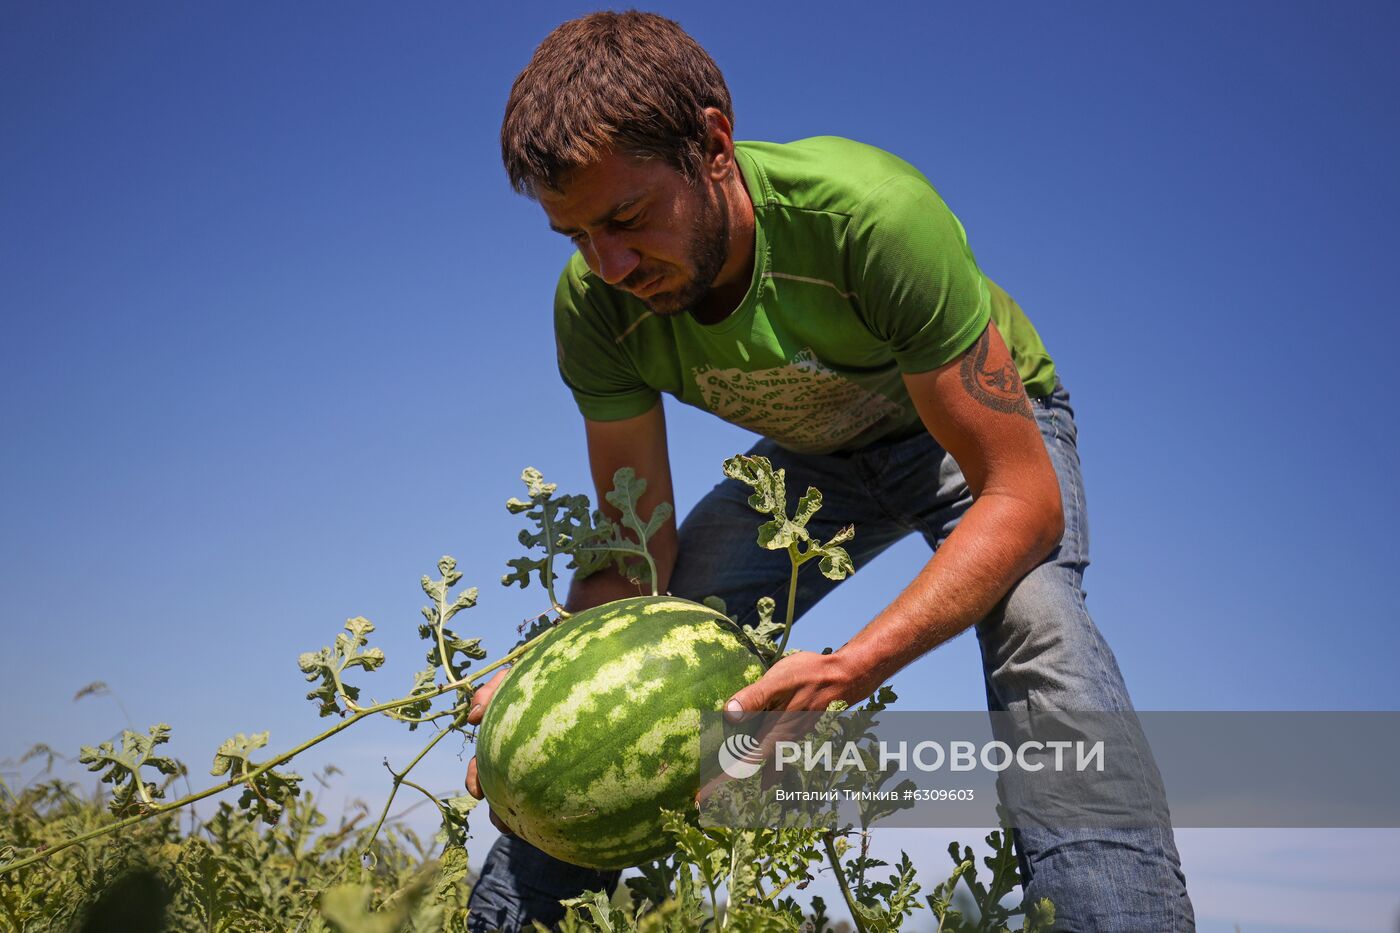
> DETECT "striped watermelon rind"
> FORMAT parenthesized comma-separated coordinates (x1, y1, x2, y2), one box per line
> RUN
(474, 595, 766, 869)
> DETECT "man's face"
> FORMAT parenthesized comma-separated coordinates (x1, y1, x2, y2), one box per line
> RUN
(538, 152, 729, 317)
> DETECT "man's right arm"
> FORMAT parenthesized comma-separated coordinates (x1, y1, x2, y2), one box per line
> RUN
(566, 399, 679, 611)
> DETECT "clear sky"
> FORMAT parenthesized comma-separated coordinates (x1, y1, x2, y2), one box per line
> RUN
(2, 2, 1398, 930)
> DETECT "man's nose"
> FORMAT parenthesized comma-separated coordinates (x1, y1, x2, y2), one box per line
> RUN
(588, 232, 641, 286)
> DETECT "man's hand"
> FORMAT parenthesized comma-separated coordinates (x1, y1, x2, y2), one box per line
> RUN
(464, 668, 517, 836)
(723, 650, 868, 720)
(725, 651, 869, 761)
(699, 651, 871, 801)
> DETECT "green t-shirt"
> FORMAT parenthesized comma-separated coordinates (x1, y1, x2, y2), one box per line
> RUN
(554, 136, 1056, 455)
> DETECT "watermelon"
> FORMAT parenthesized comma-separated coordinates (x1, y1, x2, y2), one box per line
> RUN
(474, 595, 766, 869)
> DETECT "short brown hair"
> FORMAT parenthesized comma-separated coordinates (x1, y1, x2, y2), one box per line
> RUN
(501, 11, 733, 197)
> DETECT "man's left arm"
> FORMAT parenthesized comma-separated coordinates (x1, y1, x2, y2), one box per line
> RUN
(725, 320, 1063, 716)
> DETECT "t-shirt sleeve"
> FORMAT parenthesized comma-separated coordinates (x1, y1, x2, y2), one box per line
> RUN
(846, 174, 992, 373)
(553, 258, 661, 421)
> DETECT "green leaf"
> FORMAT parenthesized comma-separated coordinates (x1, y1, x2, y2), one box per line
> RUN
(624, 857, 680, 918)
(755, 517, 796, 551)
(827, 524, 855, 546)
(424, 630, 487, 672)
(723, 455, 857, 581)
(175, 836, 253, 931)
(210, 731, 303, 825)
(727, 830, 757, 904)
(722, 454, 787, 517)
(297, 648, 341, 718)
(502, 556, 542, 590)
(559, 889, 617, 932)
(390, 667, 440, 730)
(923, 855, 971, 928)
(521, 466, 557, 500)
(209, 731, 271, 778)
(421, 557, 465, 609)
(298, 617, 386, 717)
(502, 467, 621, 603)
(434, 844, 471, 906)
(338, 618, 385, 675)
(571, 468, 674, 593)
(746, 596, 787, 664)
(852, 850, 922, 932)
(320, 881, 423, 933)
(413, 556, 486, 685)
(77, 723, 182, 816)
(968, 825, 1024, 927)
(606, 467, 674, 543)
(235, 765, 303, 825)
(516, 613, 560, 646)
(437, 795, 479, 849)
(792, 487, 823, 529)
(419, 562, 477, 626)
(659, 809, 727, 892)
(1022, 897, 1057, 932)
(817, 545, 854, 581)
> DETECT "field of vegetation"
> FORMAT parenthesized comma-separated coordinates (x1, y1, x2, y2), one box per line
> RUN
(1, 463, 1052, 932)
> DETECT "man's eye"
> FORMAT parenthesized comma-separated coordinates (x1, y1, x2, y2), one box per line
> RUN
(612, 214, 641, 230)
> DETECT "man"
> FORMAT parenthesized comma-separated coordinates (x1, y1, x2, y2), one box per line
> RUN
(464, 11, 1194, 931)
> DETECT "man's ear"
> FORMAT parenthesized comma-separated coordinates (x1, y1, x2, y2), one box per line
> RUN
(701, 107, 737, 182)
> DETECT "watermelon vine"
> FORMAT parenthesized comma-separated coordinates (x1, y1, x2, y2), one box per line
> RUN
(0, 462, 1053, 931)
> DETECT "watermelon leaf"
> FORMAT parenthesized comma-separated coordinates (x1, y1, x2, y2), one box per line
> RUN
(386, 667, 439, 730)
(573, 467, 674, 595)
(210, 731, 304, 825)
(723, 453, 788, 517)
(851, 850, 923, 932)
(77, 723, 182, 816)
(503, 467, 652, 607)
(502, 467, 598, 610)
(409, 555, 489, 697)
(297, 617, 386, 717)
(746, 596, 788, 665)
(625, 855, 682, 919)
(436, 794, 479, 848)
(722, 454, 858, 653)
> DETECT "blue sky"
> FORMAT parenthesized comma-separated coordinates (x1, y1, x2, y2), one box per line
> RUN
(2, 2, 1398, 929)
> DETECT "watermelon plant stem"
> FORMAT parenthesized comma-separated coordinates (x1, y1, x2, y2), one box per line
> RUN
(0, 703, 382, 875)
(397, 777, 444, 813)
(362, 724, 457, 860)
(823, 831, 869, 933)
(443, 636, 536, 691)
(856, 829, 872, 898)
(538, 503, 564, 613)
(642, 550, 658, 595)
(0, 630, 548, 877)
(776, 542, 803, 657)
(436, 603, 463, 683)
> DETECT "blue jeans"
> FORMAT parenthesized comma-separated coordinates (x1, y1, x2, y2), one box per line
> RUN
(467, 381, 1194, 932)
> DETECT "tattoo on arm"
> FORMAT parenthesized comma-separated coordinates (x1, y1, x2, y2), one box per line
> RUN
(959, 326, 1034, 421)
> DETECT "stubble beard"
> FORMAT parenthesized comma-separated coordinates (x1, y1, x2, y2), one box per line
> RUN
(638, 187, 730, 318)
